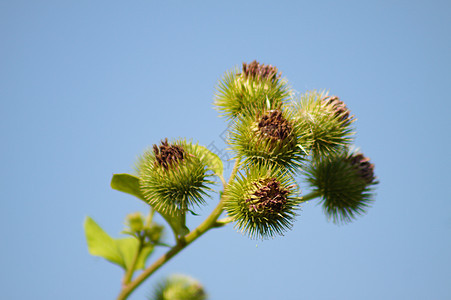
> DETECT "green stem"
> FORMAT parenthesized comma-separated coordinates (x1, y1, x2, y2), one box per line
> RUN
(145, 208, 154, 228)
(218, 174, 227, 189)
(116, 159, 241, 300)
(214, 216, 234, 227)
(301, 190, 322, 202)
(121, 236, 144, 286)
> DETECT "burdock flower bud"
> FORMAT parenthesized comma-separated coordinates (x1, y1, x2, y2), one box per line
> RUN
(152, 274, 207, 300)
(293, 91, 355, 157)
(138, 139, 214, 216)
(224, 165, 300, 239)
(145, 223, 164, 244)
(228, 107, 313, 172)
(305, 149, 378, 223)
(214, 61, 291, 119)
(126, 212, 144, 233)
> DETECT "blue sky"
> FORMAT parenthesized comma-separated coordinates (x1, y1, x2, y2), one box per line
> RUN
(1, 1, 450, 299)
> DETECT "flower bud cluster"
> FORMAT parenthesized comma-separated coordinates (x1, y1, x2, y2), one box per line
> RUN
(128, 61, 377, 241)
(214, 61, 379, 235)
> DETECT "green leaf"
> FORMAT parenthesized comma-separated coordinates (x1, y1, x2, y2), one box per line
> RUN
(160, 212, 189, 241)
(193, 144, 224, 176)
(111, 173, 146, 202)
(115, 238, 154, 270)
(110, 173, 189, 240)
(84, 217, 154, 271)
(84, 216, 125, 269)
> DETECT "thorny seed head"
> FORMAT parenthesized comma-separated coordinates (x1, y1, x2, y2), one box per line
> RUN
(246, 178, 291, 214)
(257, 110, 292, 141)
(322, 96, 352, 124)
(240, 60, 281, 82)
(153, 138, 186, 169)
(348, 153, 376, 184)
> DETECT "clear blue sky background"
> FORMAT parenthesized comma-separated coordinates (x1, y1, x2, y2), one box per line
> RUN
(1, 1, 450, 299)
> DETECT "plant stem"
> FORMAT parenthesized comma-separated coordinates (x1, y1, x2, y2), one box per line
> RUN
(218, 174, 227, 189)
(145, 208, 154, 227)
(121, 237, 144, 286)
(214, 216, 234, 227)
(301, 190, 322, 202)
(116, 159, 241, 300)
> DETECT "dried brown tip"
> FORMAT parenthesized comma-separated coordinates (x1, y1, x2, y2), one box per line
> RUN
(257, 110, 292, 141)
(322, 96, 352, 124)
(241, 60, 281, 81)
(349, 153, 375, 184)
(152, 138, 186, 169)
(246, 178, 290, 214)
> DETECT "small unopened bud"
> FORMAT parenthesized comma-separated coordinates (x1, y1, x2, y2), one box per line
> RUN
(126, 212, 144, 233)
(145, 223, 164, 244)
(153, 274, 207, 300)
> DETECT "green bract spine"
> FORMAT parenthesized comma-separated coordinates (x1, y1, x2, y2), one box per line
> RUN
(292, 91, 355, 157)
(224, 164, 301, 239)
(138, 139, 214, 216)
(228, 107, 313, 172)
(214, 61, 291, 119)
(305, 149, 378, 223)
